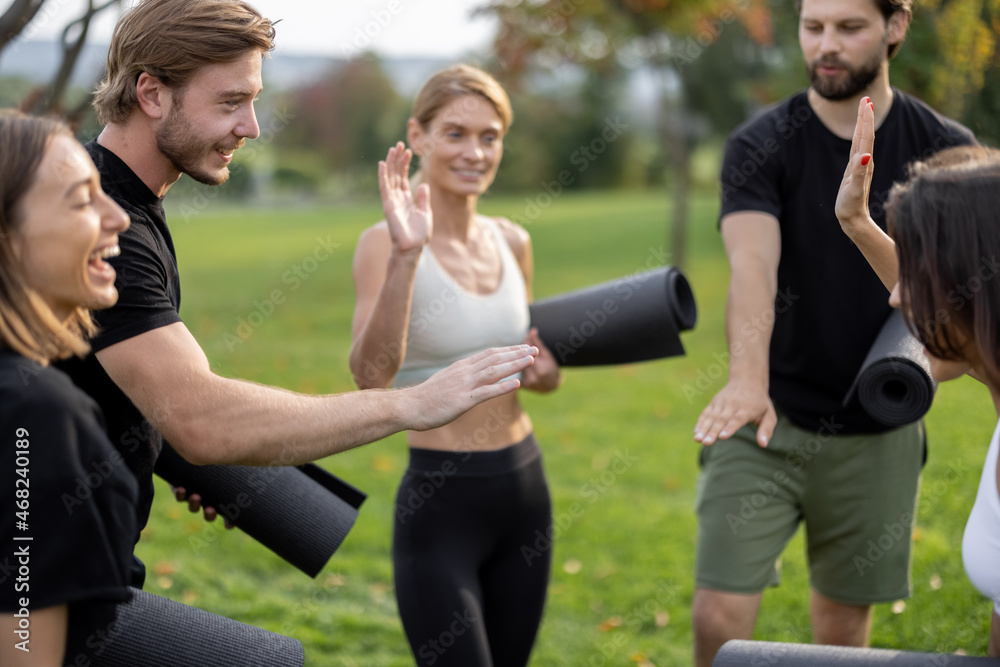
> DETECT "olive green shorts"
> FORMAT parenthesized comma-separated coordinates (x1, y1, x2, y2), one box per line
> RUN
(695, 413, 924, 605)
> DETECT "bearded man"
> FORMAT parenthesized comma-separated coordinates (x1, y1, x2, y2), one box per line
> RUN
(691, 0, 976, 663)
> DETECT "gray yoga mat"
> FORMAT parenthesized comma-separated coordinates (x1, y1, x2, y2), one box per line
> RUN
(88, 587, 304, 667)
(844, 309, 937, 427)
(155, 443, 366, 577)
(528, 266, 697, 366)
(713, 640, 1000, 666)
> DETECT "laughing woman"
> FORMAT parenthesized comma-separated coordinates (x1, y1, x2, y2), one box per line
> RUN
(0, 111, 137, 667)
(350, 65, 561, 666)
(836, 98, 1000, 656)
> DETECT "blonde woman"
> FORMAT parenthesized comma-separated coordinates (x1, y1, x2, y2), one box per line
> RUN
(351, 65, 561, 666)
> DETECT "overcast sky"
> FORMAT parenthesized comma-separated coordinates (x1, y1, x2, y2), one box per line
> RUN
(12, 0, 498, 58)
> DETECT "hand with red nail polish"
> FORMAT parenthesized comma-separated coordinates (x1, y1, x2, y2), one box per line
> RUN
(834, 97, 878, 246)
(831, 97, 900, 289)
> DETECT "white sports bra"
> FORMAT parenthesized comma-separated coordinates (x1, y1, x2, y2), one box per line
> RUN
(392, 218, 530, 388)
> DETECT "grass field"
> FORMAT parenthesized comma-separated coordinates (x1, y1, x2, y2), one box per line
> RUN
(134, 189, 995, 665)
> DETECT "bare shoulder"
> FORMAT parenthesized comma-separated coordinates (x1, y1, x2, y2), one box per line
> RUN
(353, 221, 393, 275)
(490, 216, 531, 261)
(357, 220, 391, 248)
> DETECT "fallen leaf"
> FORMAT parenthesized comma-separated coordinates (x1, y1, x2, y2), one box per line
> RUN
(372, 455, 395, 472)
(157, 576, 173, 590)
(655, 611, 670, 627)
(891, 600, 906, 614)
(154, 561, 177, 576)
(955, 649, 968, 656)
(563, 559, 582, 575)
(930, 574, 942, 590)
(913, 527, 924, 542)
(598, 616, 623, 632)
(324, 573, 346, 588)
(182, 589, 198, 604)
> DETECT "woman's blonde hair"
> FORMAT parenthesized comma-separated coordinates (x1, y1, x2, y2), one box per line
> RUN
(93, 0, 276, 125)
(412, 64, 513, 133)
(409, 64, 513, 187)
(0, 110, 95, 364)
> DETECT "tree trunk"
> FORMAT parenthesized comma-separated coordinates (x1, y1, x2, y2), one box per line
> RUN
(0, 0, 46, 63)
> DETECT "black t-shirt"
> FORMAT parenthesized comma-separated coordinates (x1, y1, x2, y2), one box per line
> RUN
(57, 141, 181, 568)
(719, 89, 976, 434)
(0, 351, 137, 664)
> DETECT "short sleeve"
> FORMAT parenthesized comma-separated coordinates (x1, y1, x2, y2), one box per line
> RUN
(718, 113, 787, 225)
(89, 216, 181, 351)
(0, 367, 137, 612)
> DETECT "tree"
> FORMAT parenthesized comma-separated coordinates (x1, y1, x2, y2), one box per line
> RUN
(0, 0, 121, 124)
(477, 0, 775, 269)
(277, 52, 406, 193)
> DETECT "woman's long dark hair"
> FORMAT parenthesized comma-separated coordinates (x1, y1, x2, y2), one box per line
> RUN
(887, 145, 1000, 388)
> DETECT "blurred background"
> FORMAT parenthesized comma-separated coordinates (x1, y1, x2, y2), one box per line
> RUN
(2, 0, 997, 268)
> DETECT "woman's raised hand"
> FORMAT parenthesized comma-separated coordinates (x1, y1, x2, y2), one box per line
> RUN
(379, 142, 432, 254)
(835, 96, 877, 237)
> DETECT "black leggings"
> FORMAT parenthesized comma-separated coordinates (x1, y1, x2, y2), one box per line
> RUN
(393, 434, 552, 667)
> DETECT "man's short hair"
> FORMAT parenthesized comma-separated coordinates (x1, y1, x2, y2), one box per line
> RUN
(796, 0, 913, 58)
(93, 0, 276, 125)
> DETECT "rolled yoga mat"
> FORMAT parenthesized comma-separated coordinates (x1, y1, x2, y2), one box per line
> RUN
(843, 309, 937, 427)
(528, 266, 697, 366)
(89, 587, 305, 667)
(713, 640, 1000, 666)
(155, 444, 366, 577)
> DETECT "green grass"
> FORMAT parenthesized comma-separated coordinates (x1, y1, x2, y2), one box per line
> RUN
(134, 190, 994, 665)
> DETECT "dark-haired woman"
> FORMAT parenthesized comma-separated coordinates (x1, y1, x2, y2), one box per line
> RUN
(0, 110, 137, 667)
(836, 98, 1000, 656)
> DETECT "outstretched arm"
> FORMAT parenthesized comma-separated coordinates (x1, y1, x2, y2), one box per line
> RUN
(694, 213, 781, 447)
(349, 142, 432, 389)
(97, 321, 536, 466)
(835, 96, 898, 291)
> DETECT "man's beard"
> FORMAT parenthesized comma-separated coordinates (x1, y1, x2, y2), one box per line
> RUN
(808, 36, 887, 101)
(155, 107, 242, 186)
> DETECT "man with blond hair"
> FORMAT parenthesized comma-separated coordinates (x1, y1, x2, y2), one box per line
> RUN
(60, 0, 537, 586)
(691, 0, 975, 663)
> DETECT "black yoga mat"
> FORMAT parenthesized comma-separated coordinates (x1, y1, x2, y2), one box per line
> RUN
(529, 266, 697, 366)
(87, 587, 304, 667)
(843, 309, 937, 427)
(155, 444, 366, 577)
(713, 640, 1000, 666)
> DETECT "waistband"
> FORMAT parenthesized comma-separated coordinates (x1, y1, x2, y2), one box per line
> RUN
(406, 433, 540, 476)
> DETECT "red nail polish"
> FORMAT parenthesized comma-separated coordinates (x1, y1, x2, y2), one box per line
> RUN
(869, 102, 874, 112)
(861, 155, 871, 166)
